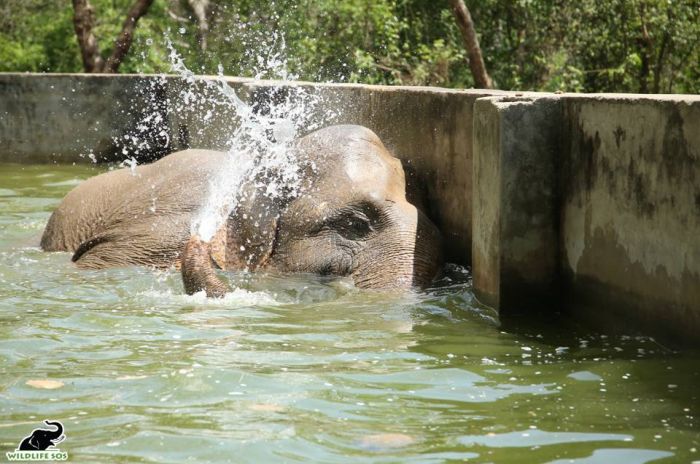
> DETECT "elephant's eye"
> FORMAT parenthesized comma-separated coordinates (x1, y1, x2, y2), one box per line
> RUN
(339, 212, 373, 239)
(322, 203, 382, 241)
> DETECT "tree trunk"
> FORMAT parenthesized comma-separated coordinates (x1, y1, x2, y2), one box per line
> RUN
(72, 0, 104, 72)
(73, 0, 154, 73)
(103, 0, 155, 73)
(653, 7, 674, 94)
(449, 0, 493, 89)
(637, 3, 653, 93)
(652, 31, 669, 94)
(187, 0, 210, 52)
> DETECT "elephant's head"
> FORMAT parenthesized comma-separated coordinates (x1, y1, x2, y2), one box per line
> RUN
(19, 421, 63, 451)
(182, 125, 442, 296)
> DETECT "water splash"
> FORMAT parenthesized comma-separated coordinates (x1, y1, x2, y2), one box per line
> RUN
(137, 288, 280, 307)
(110, 29, 324, 246)
(162, 35, 320, 242)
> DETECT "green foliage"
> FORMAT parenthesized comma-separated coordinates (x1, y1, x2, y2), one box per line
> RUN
(0, 0, 698, 93)
(0, 0, 80, 72)
(553, 0, 700, 93)
(468, 0, 700, 93)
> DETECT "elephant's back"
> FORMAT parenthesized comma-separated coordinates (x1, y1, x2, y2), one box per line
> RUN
(40, 149, 227, 254)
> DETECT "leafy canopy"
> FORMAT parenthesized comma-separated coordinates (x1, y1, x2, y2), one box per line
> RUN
(0, 0, 698, 93)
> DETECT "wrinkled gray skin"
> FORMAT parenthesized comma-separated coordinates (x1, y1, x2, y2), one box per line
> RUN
(41, 125, 442, 295)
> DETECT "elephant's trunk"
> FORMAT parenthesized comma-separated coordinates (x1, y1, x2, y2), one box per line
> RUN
(181, 236, 230, 298)
(352, 207, 443, 289)
(410, 208, 444, 287)
(43, 421, 63, 440)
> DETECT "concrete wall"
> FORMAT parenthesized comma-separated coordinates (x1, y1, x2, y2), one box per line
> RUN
(560, 96, 700, 341)
(472, 93, 700, 344)
(0, 74, 173, 163)
(1, 73, 698, 343)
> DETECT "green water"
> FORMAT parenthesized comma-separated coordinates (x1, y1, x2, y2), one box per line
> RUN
(0, 163, 698, 463)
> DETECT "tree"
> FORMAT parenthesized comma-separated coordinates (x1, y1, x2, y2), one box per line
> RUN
(186, 0, 211, 52)
(2, 0, 698, 93)
(449, 0, 492, 88)
(72, 0, 154, 73)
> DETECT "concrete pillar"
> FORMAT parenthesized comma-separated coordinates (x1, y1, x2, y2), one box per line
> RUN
(472, 96, 563, 313)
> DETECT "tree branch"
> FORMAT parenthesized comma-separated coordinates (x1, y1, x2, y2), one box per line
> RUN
(449, 0, 493, 89)
(166, 8, 189, 23)
(72, 0, 104, 73)
(102, 0, 155, 73)
(187, 0, 210, 52)
(637, 2, 653, 93)
(653, 6, 674, 94)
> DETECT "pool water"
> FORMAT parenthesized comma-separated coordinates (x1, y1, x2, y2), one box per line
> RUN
(0, 163, 698, 463)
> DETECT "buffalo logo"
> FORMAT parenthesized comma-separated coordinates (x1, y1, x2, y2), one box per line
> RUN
(5, 420, 68, 461)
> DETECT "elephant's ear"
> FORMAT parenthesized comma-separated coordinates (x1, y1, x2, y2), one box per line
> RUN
(28, 435, 40, 449)
(225, 187, 281, 271)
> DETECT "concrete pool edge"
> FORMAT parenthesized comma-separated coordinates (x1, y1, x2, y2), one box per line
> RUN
(1, 73, 698, 344)
(472, 93, 700, 344)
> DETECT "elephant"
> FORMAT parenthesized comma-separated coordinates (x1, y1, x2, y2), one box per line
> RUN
(18, 421, 64, 451)
(41, 125, 442, 295)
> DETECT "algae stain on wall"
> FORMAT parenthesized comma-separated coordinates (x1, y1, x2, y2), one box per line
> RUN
(561, 98, 700, 336)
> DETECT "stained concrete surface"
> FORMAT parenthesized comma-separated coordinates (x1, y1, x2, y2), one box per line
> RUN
(472, 92, 699, 344)
(472, 96, 562, 311)
(560, 97, 700, 341)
